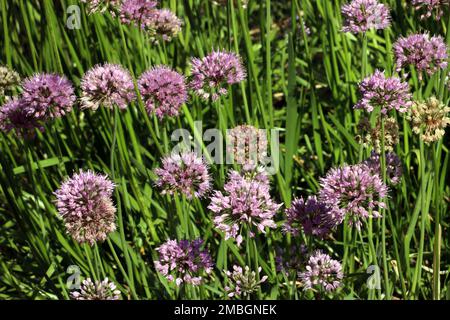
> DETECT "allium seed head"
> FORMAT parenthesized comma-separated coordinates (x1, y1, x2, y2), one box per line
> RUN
(298, 250, 343, 292)
(341, 0, 391, 34)
(226, 125, 268, 166)
(208, 167, 281, 246)
(407, 97, 450, 144)
(154, 238, 214, 286)
(394, 33, 448, 78)
(190, 50, 246, 101)
(138, 66, 187, 119)
(355, 70, 413, 114)
(224, 265, 268, 298)
(71, 277, 121, 300)
(54, 170, 116, 245)
(155, 151, 211, 199)
(81, 63, 136, 110)
(0, 65, 20, 96)
(21, 73, 76, 120)
(357, 116, 400, 153)
(145, 9, 182, 42)
(284, 196, 336, 238)
(81, 0, 122, 15)
(319, 163, 388, 229)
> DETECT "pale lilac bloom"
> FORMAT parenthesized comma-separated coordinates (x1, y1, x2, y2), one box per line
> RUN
(319, 163, 388, 229)
(138, 66, 187, 119)
(208, 167, 281, 246)
(54, 170, 116, 245)
(298, 250, 343, 292)
(341, 0, 391, 34)
(155, 151, 211, 199)
(411, 0, 448, 20)
(0, 98, 42, 136)
(71, 277, 121, 300)
(190, 50, 246, 101)
(394, 33, 448, 78)
(154, 239, 213, 286)
(363, 151, 402, 185)
(120, 0, 157, 27)
(80, 63, 136, 110)
(145, 9, 182, 41)
(284, 196, 336, 238)
(21, 73, 76, 120)
(224, 265, 268, 298)
(355, 70, 413, 114)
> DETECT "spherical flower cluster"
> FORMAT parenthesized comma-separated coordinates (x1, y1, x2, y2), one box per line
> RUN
(226, 125, 268, 166)
(154, 238, 214, 286)
(319, 163, 388, 229)
(407, 97, 450, 144)
(81, 0, 122, 15)
(81, 63, 136, 110)
(284, 196, 336, 238)
(0, 65, 20, 96)
(298, 250, 343, 292)
(54, 170, 116, 245)
(394, 34, 448, 78)
(208, 167, 281, 246)
(357, 116, 400, 152)
(363, 151, 403, 185)
(355, 70, 412, 114)
(224, 265, 268, 298)
(0, 98, 42, 137)
(341, 0, 391, 34)
(71, 277, 121, 300)
(190, 50, 246, 101)
(145, 9, 182, 42)
(411, 0, 448, 20)
(138, 66, 187, 119)
(120, 0, 157, 27)
(155, 151, 211, 199)
(22, 73, 76, 120)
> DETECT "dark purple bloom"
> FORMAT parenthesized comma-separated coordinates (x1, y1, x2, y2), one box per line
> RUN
(208, 167, 281, 246)
(81, 63, 136, 110)
(394, 33, 448, 78)
(284, 196, 335, 238)
(0, 98, 42, 136)
(341, 0, 391, 34)
(54, 170, 116, 245)
(363, 151, 403, 185)
(298, 250, 343, 292)
(138, 66, 187, 119)
(21, 73, 76, 120)
(190, 50, 246, 101)
(319, 163, 388, 229)
(155, 151, 211, 199)
(355, 70, 413, 114)
(154, 238, 214, 286)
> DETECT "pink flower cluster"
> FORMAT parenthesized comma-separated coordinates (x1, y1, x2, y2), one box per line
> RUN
(341, 0, 391, 34)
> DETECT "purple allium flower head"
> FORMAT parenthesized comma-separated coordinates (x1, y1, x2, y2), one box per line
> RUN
(54, 170, 116, 245)
(138, 66, 187, 119)
(224, 265, 268, 298)
(120, 0, 157, 27)
(208, 167, 281, 246)
(21, 73, 76, 120)
(411, 0, 448, 20)
(341, 0, 391, 34)
(145, 9, 182, 42)
(71, 277, 121, 300)
(155, 151, 211, 199)
(0, 98, 43, 137)
(154, 238, 214, 286)
(298, 250, 343, 292)
(363, 151, 403, 185)
(81, 63, 136, 110)
(226, 125, 268, 166)
(319, 163, 388, 229)
(355, 70, 413, 114)
(81, 0, 122, 15)
(284, 196, 336, 238)
(190, 50, 246, 101)
(394, 33, 448, 78)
